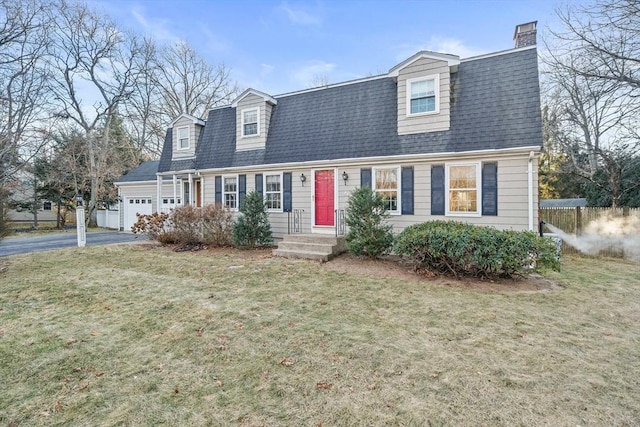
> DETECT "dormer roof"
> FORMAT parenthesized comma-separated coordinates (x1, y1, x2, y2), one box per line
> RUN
(388, 50, 460, 77)
(231, 88, 277, 107)
(169, 113, 206, 128)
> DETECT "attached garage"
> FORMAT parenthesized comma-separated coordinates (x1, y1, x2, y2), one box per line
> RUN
(123, 197, 153, 231)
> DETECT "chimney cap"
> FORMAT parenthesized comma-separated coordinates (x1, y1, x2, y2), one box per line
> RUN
(513, 21, 538, 40)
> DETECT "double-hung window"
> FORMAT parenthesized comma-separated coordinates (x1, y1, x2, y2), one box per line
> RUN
(446, 163, 481, 215)
(264, 174, 282, 211)
(242, 108, 259, 137)
(177, 126, 189, 149)
(223, 176, 238, 209)
(407, 75, 439, 115)
(373, 167, 400, 214)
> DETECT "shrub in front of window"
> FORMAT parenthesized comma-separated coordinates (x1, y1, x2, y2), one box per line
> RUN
(132, 204, 234, 247)
(233, 191, 273, 248)
(394, 220, 561, 279)
(345, 186, 394, 258)
(131, 211, 175, 243)
(201, 203, 234, 246)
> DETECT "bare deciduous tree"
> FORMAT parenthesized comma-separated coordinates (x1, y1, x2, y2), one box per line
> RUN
(542, 0, 640, 207)
(154, 40, 238, 120)
(552, 0, 640, 90)
(47, 0, 143, 226)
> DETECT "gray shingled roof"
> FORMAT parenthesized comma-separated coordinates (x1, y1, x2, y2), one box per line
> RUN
(116, 160, 159, 183)
(158, 47, 541, 173)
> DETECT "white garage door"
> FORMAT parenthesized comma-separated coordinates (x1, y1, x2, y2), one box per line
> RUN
(124, 197, 153, 231)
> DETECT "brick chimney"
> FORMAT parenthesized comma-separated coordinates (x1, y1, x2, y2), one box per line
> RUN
(514, 21, 537, 48)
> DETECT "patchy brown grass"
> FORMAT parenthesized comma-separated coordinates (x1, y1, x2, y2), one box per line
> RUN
(0, 246, 639, 426)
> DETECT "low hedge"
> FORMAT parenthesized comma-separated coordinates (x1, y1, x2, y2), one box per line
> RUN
(394, 220, 560, 279)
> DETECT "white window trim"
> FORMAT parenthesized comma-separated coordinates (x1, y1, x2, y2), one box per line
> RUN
(372, 166, 401, 215)
(445, 161, 482, 217)
(177, 126, 190, 150)
(263, 172, 284, 213)
(223, 174, 239, 211)
(241, 107, 260, 138)
(406, 74, 440, 117)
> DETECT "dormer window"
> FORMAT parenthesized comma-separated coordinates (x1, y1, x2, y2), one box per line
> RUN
(242, 108, 259, 137)
(177, 126, 190, 149)
(407, 75, 439, 116)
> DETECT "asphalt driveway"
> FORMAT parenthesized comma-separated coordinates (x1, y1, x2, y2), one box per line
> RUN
(0, 231, 148, 257)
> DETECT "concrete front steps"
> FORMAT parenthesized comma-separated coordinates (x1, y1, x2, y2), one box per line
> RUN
(273, 234, 346, 262)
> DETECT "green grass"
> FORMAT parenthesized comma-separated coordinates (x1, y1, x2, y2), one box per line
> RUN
(1, 245, 639, 426)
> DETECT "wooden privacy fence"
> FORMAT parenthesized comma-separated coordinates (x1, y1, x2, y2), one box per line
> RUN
(539, 207, 640, 257)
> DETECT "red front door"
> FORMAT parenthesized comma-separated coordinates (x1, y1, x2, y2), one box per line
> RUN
(315, 170, 334, 226)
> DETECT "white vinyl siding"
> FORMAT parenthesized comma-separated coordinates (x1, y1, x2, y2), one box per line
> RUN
(373, 166, 400, 214)
(446, 162, 481, 216)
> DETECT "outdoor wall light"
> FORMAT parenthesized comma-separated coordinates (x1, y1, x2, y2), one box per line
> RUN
(342, 171, 349, 185)
(300, 173, 306, 186)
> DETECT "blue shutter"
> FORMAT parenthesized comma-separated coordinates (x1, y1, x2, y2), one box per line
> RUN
(401, 166, 414, 215)
(361, 168, 372, 188)
(238, 174, 246, 209)
(214, 176, 222, 205)
(431, 165, 445, 215)
(255, 174, 263, 196)
(283, 172, 292, 212)
(482, 162, 498, 216)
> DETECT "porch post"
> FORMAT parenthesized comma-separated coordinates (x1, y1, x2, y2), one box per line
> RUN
(200, 176, 205, 207)
(156, 175, 162, 213)
(172, 175, 177, 209)
(188, 173, 193, 206)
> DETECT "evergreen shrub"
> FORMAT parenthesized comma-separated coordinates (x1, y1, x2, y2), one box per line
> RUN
(345, 187, 393, 258)
(394, 220, 561, 279)
(233, 191, 273, 248)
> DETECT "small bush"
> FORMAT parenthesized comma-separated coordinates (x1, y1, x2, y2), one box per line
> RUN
(394, 220, 561, 279)
(233, 191, 272, 248)
(132, 204, 233, 247)
(345, 187, 393, 258)
(201, 203, 234, 246)
(132, 211, 170, 240)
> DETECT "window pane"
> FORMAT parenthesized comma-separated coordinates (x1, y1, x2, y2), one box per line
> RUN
(244, 123, 257, 136)
(410, 96, 435, 114)
(449, 190, 477, 212)
(178, 128, 188, 138)
(266, 193, 281, 209)
(224, 177, 237, 192)
(411, 79, 434, 98)
(450, 165, 476, 189)
(244, 110, 257, 123)
(266, 175, 280, 192)
(375, 168, 398, 190)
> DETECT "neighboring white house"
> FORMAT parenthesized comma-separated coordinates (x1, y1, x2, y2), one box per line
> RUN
(116, 22, 542, 237)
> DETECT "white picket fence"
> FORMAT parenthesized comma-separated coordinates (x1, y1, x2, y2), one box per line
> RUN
(96, 209, 119, 229)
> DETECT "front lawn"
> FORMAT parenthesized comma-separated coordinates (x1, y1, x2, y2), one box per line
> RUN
(1, 245, 639, 426)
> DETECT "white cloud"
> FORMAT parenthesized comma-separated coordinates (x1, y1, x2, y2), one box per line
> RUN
(395, 37, 486, 61)
(278, 1, 323, 26)
(130, 7, 179, 43)
(290, 60, 336, 87)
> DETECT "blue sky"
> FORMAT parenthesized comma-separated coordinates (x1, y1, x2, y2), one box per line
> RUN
(96, 0, 568, 96)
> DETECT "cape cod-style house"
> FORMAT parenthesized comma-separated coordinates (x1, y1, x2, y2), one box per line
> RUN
(116, 22, 542, 243)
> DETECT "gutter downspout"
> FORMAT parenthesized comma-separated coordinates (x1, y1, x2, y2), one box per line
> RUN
(528, 151, 534, 231)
